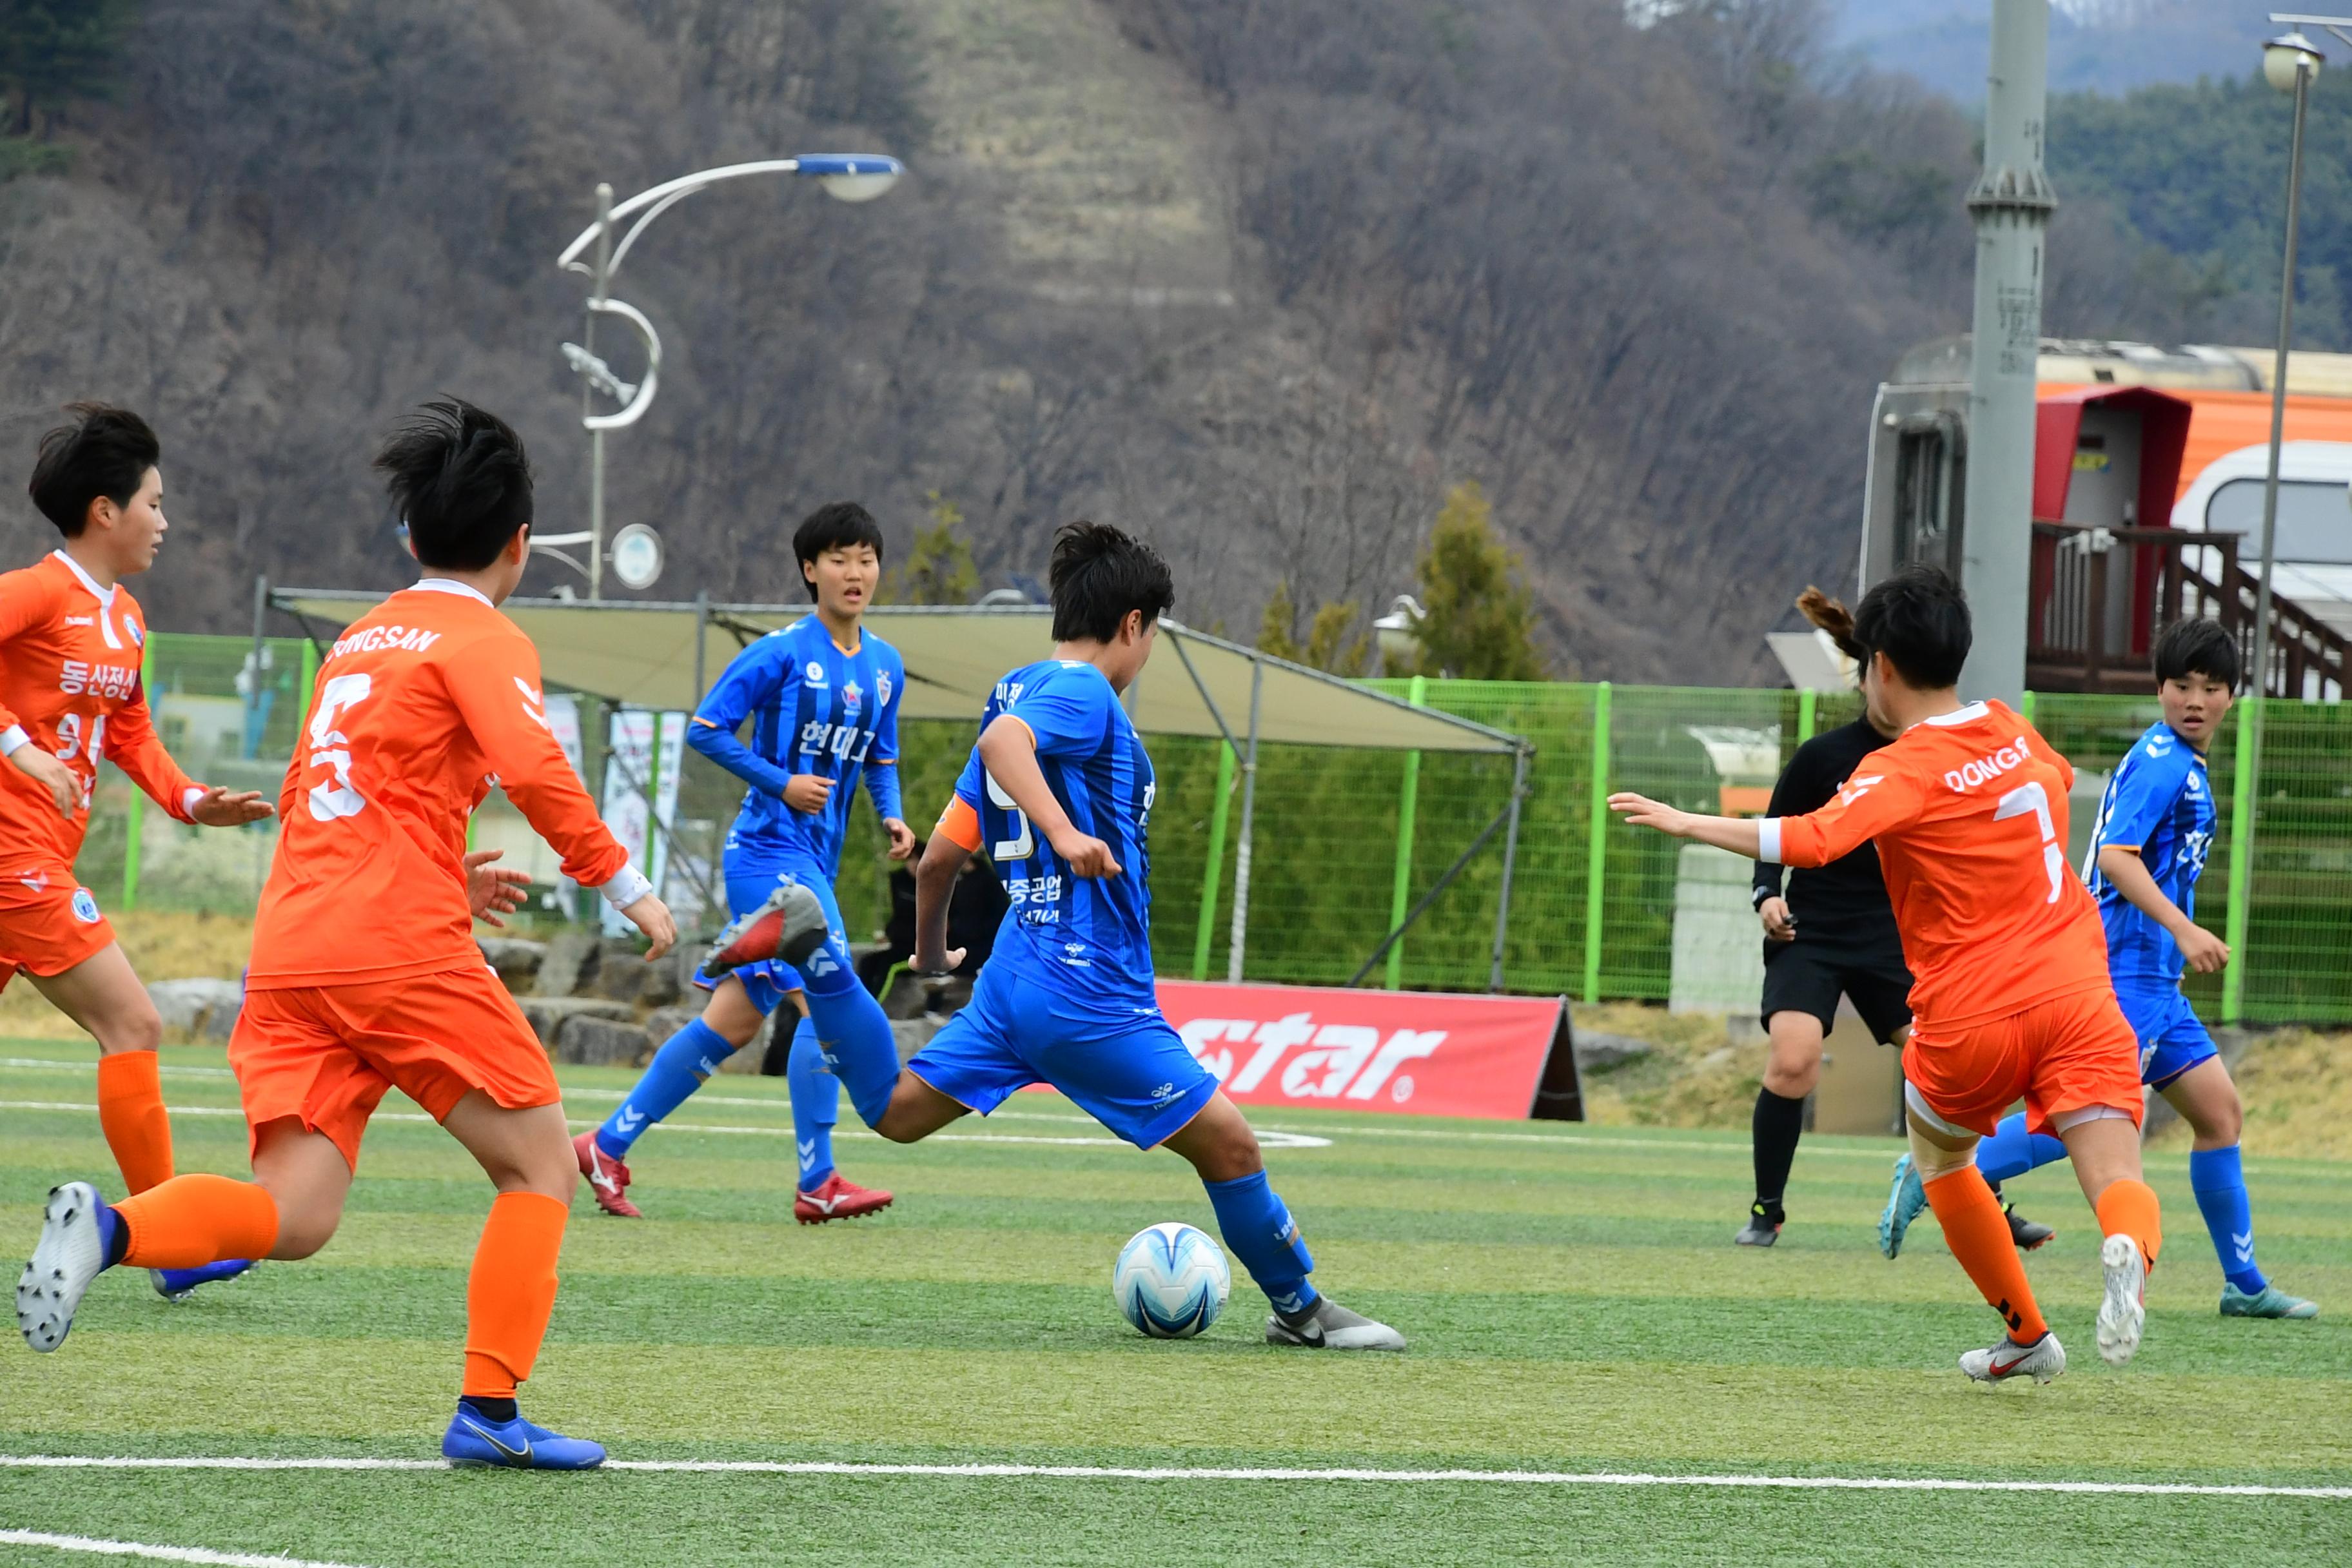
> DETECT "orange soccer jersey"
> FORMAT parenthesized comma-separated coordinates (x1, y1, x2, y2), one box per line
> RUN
(1759, 700, 2112, 1034)
(247, 578, 632, 988)
(0, 551, 201, 877)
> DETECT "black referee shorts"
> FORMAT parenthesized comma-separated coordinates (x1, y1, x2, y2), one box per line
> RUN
(1759, 937, 1913, 1044)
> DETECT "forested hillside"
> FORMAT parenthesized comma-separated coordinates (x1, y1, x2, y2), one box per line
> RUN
(0, 0, 2240, 681)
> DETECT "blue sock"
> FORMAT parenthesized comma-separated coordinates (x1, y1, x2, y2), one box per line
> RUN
(1203, 1171, 1318, 1316)
(797, 934, 901, 1128)
(1975, 1113, 2068, 1185)
(787, 1015, 838, 1190)
(2190, 1144, 2267, 1295)
(597, 1017, 738, 1157)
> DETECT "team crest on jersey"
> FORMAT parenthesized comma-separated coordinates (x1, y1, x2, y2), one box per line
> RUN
(876, 669, 892, 706)
(69, 888, 99, 924)
(127, 620, 143, 648)
(805, 660, 828, 687)
(841, 680, 863, 715)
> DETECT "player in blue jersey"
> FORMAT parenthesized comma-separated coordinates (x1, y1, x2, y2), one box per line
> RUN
(705, 521, 1404, 1348)
(1881, 618, 2316, 1319)
(576, 502, 914, 1223)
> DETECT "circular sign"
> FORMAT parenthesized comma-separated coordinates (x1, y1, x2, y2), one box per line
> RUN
(609, 523, 663, 591)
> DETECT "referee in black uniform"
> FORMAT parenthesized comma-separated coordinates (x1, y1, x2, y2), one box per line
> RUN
(1739, 698, 1914, 1246)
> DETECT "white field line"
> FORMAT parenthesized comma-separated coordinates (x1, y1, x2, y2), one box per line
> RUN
(1, 1058, 237, 1079)
(0, 1455, 2344, 1498)
(0, 1101, 1328, 1152)
(0, 1528, 371, 1567)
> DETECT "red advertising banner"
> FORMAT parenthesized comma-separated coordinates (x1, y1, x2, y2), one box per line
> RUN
(1154, 979, 1579, 1122)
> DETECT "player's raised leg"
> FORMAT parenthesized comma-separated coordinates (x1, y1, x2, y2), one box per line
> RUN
(2161, 1056, 2317, 1319)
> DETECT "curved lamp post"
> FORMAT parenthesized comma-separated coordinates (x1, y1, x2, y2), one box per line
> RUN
(544, 154, 905, 596)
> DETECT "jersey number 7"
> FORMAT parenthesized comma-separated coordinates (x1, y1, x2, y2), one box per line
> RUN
(1994, 780, 2066, 905)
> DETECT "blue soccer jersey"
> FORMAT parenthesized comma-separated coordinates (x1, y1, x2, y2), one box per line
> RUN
(952, 658, 1158, 1012)
(689, 615, 904, 875)
(2082, 720, 2217, 984)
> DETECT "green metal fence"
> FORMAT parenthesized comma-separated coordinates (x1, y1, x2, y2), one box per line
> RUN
(97, 634, 2352, 1027)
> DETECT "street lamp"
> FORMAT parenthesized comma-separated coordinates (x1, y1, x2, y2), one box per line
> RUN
(2226, 17, 2339, 1021)
(545, 153, 906, 597)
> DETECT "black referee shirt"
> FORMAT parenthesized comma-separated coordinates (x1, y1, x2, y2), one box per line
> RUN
(1751, 714, 1901, 946)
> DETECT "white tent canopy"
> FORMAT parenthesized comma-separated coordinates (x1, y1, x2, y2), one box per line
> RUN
(268, 591, 1532, 988)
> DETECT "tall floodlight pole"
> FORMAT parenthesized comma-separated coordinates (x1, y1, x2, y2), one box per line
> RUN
(1958, 0, 2055, 705)
(546, 154, 905, 597)
(2226, 21, 2336, 1022)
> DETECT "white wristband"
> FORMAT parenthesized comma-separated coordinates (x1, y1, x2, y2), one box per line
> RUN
(181, 786, 208, 819)
(1756, 818, 1783, 864)
(0, 726, 27, 758)
(597, 867, 655, 909)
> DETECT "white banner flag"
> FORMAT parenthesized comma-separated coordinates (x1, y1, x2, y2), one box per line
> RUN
(600, 709, 657, 937)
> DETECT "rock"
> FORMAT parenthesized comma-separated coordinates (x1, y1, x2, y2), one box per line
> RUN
(536, 932, 603, 997)
(556, 1014, 653, 1068)
(642, 1004, 704, 1045)
(1697, 1046, 1736, 1071)
(515, 995, 633, 1048)
(892, 1015, 946, 1063)
(1573, 1031, 1652, 1072)
(478, 937, 546, 990)
(148, 977, 243, 1042)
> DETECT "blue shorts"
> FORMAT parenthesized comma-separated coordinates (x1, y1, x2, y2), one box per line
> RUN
(2117, 981, 2219, 1090)
(904, 961, 1217, 1150)
(693, 844, 846, 1017)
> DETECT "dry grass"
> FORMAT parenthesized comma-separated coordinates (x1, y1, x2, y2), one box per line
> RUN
(0, 910, 258, 1041)
(1569, 1002, 1767, 1130)
(2147, 1025, 2352, 1161)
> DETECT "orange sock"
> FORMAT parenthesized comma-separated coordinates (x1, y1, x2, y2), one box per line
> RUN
(96, 1050, 174, 1193)
(2095, 1177, 2163, 1271)
(462, 1191, 569, 1399)
(1923, 1166, 2050, 1344)
(115, 1174, 280, 1268)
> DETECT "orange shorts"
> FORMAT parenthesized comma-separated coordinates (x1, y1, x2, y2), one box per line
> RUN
(229, 965, 559, 1170)
(1901, 986, 2144, 1139)
(0, 871, 114, 990)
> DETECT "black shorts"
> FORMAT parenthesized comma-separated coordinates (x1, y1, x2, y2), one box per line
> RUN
(1759, 937, 1913, 1044)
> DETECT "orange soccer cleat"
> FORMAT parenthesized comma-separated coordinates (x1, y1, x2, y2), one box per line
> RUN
(573, 1130, 641, 1219)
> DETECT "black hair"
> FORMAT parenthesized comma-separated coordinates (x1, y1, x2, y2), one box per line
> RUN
(28, 403, 160, 537)
(1850, 564, 1971, 690)
(1049, 520, 1174, 642)
(373, 398, 533, 572)
(794, 502, 886, 601)
(2153, 616, 2240, 692)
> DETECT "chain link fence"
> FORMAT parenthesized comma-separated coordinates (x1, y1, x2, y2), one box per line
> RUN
(97, 634, 2352, 1026)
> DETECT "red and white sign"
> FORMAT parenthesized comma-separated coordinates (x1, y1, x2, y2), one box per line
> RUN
(1155, 979, 1571, 1121)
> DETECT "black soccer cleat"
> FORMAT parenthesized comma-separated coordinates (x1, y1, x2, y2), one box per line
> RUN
(2004, 1202, 2055, 1251)
(1734, 1202, 1783, 1248)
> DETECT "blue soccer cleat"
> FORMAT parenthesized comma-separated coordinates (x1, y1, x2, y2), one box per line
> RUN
(150, 1259, 257, 1303)
(442, 1404, 607, 1470)
(1879, 1153, 1927, 1260)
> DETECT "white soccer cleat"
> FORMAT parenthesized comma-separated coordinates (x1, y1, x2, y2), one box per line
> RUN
(2096, 1232, 2148, 1367)
(1961, 1329, 2065, 1386)
(17, 1182, 108, 1353)
(1265, 1295, 1405, 1351)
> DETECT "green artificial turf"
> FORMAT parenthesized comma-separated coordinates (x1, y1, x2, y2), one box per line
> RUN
(1, 1043, 2347, 1565)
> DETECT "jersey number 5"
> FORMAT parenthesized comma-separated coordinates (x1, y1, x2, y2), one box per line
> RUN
(983, 770, 1034, 861)
(305, 672, 373, 821)
(1994, 780, 2067, 905)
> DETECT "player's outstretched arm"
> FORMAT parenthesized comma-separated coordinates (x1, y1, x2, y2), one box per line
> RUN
(1608, 794, 1764, 858)
(976, 715, 1119, 877)
(686, 639, 799, 799)
(2095, 844, 2228, 971)
(106, 684, 271, 827)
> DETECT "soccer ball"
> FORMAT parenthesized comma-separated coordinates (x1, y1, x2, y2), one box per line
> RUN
(1112, 1222, 1231, 1338)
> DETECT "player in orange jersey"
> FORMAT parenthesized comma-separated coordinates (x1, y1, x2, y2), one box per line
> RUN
(1611, 565, 2162, 1385)
(15, 400, 675, 1469)
(5, 404, 274, 1302)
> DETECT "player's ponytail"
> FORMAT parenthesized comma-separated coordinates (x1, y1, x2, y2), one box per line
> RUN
(1796, 585, 1865, 664)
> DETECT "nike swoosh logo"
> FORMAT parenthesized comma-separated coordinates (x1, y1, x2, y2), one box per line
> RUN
(1988, 1353, 2032, 1377)
(461, 1418, 531, 1465)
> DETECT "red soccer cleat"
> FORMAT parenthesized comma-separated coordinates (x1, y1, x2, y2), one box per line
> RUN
(701, 879, 831, 980)
(574, 1130, 642, 1219)
(795, 1171, 894, 1226)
